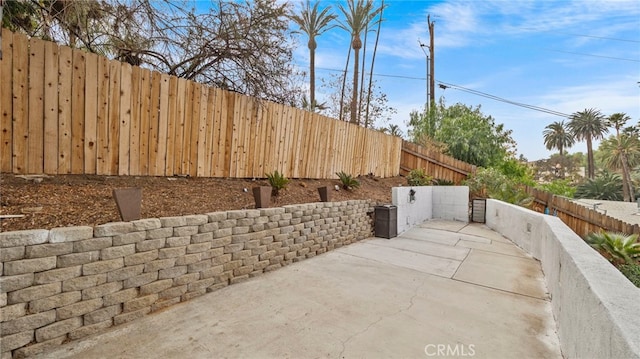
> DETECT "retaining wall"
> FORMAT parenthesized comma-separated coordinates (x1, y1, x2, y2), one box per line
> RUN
(0, 200, 375, 358)
(485, 199, 640, 359)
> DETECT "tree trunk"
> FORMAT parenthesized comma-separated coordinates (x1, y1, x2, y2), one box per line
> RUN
(350, 50, 359, 125)
(586, 136, 594, 179)
(620, 150, 634, 202)
(339, 44, 351, 122)
(365, 2, 383, 129)
(309, 39, 316, 111)
(350, 39, 360, 125)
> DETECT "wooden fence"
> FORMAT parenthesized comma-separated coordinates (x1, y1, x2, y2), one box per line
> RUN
(525, 187, 640, 237)
(400, 141, 477, 184)
(0, 29, 401, 179)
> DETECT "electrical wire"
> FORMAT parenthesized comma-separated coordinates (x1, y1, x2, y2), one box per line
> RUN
(436, 81, 571, 117)
(521, 28, 640, 43)
(311, 65, 571, 118)
(544, 49, 640, 63)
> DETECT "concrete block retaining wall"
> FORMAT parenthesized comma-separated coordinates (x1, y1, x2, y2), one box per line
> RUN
(485, 199, 640, 359)
(0, 200, 375, 358)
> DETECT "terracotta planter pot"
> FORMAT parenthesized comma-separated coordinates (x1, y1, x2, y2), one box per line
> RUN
(253, 186, 271, 208)
(318, 186, 331, 202)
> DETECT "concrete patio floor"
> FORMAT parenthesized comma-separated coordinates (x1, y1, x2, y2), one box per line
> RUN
(36, 220, 562, 359)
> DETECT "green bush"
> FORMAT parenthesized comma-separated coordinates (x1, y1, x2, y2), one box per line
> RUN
(433, 178, 454, 186)
(407, 168, 433, 186)
(336, 171, 360, 190)
(536, 179, 576, 198)
(463, 167, 533, 206)
(585, 231, 640, 265)
(619, 264, 640, 288)
(266, 170, 289, 196)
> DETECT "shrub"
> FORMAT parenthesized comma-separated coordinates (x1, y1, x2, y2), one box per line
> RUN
(619, 264, 640, 288)
(433, 178, 454, 186)
(266, 170, 289, 196)
(536, 179, 576, 198)
(585, 231, 640, 265)
(406, 168, 433, 186)
(336, 171, 360, 190)
(463, 167, 533, 206)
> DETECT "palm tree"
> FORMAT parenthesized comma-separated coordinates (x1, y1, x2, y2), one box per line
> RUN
(600, 112, 640, 202)
(290, 1, 337, 112)
(337, 0, 382, 125)
(543, 121, 574, 156)
(543, 120, 574, 179)
(568, 108, 608, 179)
(387, 124, 402, 137)
(575, 171, 623, 201)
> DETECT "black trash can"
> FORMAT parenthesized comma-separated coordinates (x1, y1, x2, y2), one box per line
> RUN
(374, 205, 397, 239)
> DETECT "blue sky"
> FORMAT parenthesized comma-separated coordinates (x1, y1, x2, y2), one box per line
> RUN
(292, 0, 640, 161)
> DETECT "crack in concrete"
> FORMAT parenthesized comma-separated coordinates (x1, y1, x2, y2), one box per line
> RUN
(337, 278, 427, 358)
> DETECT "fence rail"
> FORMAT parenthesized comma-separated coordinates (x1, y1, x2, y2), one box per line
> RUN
(400, 141, 476, 184)
(525, 187, 640, 237)
(0, 29, 401, 179)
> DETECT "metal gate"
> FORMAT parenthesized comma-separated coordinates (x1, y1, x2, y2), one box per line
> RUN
(471, 198, 486, 223)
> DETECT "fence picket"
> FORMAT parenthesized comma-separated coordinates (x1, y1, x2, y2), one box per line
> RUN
(118, 63, 132, 176)
(12, 33, 29, 174)
(96, 56, 109, 175)
(43, 40, 59, 174)
(84, 52, 98, 174)
(0, 28, 13, 172)
(27, 38, 45, 174)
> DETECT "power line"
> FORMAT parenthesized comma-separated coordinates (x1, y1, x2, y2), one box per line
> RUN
(436, 81, 571, 117)
(522, 28, 640, 44)
(311, 65, 571, 118)
(545, 49, 640, 63)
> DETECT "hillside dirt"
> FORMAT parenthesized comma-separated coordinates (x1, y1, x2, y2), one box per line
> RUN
(0, 173, 406, 232)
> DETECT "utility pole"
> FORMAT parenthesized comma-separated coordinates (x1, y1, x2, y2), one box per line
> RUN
(428, 15, 435, 107)
(418, 41, 429, 110)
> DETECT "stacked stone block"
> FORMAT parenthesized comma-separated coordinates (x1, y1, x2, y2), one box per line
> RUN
(0, 200, 374, 358)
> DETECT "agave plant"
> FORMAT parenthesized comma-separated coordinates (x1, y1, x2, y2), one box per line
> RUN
(585, 231, 640, 265)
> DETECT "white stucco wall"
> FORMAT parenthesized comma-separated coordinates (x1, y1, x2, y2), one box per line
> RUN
(391, 186, 469, 234)
(432, 186, 469, 222)
(485, 199, 640, 359)
(392, 186, 433, 234)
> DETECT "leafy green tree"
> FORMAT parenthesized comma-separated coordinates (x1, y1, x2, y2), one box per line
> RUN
(337, 0, 382, 125)
(496, 158, 535, 186)
(434, 103, 514, 167)
(464, 167, 533, 206)
(574, 171, 622, 200)
(536, 179, 576, 198)
(568, 108, 608, 179)
(290, 1, 336, 112)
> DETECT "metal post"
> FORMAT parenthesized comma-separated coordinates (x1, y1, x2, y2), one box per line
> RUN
(419, 42, 429, 111)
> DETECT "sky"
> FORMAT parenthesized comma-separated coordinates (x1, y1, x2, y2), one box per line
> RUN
(292, 0, 640, 161)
